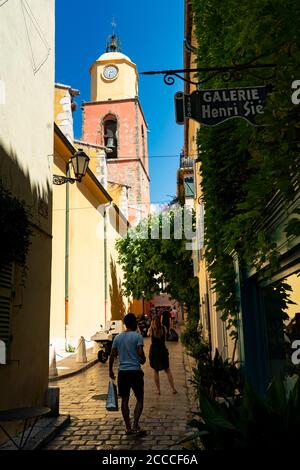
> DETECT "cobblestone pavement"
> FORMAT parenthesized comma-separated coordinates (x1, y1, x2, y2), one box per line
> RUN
(44, 336, 195, 450)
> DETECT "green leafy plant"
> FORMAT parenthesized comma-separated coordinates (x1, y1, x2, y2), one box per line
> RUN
(184, 374, 300, 449)
(192, 348, 244, 401)
(116, 207, 200, 318)
(190, 0, 300, 337)
(181, 319, 210, 361)
(284, 360, 300, 377)
(67, 344, 75, 353)
(0, 183, 32, 270)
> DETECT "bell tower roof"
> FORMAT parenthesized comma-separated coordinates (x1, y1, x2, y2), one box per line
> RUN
(95, 19, 133, 65)
(97, 51, 132, 62)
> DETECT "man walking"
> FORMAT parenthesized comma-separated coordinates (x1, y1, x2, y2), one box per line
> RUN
(109, 313, 146, 435)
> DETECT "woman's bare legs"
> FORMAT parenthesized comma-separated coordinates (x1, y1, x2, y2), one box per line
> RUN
(165, 368, 177, 393)
(154, 370, 161, 394)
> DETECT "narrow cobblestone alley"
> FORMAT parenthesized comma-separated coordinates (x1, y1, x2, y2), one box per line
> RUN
(44, 336, 195, 450)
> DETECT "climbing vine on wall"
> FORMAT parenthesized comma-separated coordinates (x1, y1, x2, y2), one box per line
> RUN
(191, 0, 300, 337)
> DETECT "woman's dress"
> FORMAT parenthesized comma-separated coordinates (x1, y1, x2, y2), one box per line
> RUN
(149, 330, 169, 371)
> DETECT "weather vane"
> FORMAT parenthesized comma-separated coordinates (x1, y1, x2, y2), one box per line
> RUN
(111, 17, 116, 35)
(106, 16, 121, 52)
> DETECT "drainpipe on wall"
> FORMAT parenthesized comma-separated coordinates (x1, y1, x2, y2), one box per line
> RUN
(65, 165, 70, 350)
(103, 204, 111, 326)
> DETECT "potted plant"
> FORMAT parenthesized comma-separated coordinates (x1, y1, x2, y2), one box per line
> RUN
(182, 373, 300, 449)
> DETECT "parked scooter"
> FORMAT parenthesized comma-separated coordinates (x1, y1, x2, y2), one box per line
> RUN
(91, 320, 124, 363)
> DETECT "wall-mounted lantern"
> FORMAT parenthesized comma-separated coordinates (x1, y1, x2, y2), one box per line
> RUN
(53, 149, 90, 185)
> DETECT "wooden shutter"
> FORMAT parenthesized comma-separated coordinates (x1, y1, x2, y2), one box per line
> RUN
(184, 176, 195, 197)
(0, 263, 14, 344)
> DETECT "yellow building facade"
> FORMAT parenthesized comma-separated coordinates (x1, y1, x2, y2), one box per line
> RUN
(51, 84, 135, 354)
(50, 122, 130, 352)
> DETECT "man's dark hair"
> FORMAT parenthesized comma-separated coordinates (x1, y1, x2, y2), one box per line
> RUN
(124, 313, 137, 330)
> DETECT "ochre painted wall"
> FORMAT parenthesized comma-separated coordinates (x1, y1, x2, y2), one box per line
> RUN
(49, 152, 66, 350)
(50, 135, 129, 350)
(106, 205, 129, 321)
(54, 85, 75, 142)
(68, 181, 106, 343)
(128, 299, 144, 317)
(285, 274, 300, 319)
(108, 183, 123, 207)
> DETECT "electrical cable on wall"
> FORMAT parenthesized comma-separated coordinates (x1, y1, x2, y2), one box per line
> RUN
(86, 154, 197, 159)
(53, 200, 173, 211)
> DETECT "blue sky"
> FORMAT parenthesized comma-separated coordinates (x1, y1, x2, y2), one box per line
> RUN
(55, 0, 184, 204)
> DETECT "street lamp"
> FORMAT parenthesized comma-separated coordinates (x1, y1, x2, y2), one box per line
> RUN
(53, 149, 90, 185)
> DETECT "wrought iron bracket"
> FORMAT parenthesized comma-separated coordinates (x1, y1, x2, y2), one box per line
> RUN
(53, 175, 78, 185)
(140, 63, 277, 86)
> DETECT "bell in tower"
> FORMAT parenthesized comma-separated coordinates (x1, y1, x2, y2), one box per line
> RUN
(106, 137, 115, 149)
(103, 117, 117, 159)
(106, 34, 122, 53)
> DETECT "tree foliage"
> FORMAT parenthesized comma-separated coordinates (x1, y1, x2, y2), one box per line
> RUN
(191, 0, 300, 337)
(116, 208, 200, 319)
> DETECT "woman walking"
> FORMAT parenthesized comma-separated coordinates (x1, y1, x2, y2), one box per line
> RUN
(148, 316, 177, 395)
(161, 309, 170, 336)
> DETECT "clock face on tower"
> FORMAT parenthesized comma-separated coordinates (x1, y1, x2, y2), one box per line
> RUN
(102, 65, 119, 80)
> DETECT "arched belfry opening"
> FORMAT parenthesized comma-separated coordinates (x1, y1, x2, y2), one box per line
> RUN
(103, 114, 118, 159)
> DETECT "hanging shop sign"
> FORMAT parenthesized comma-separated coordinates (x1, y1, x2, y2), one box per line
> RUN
(175, 85, 268, 126)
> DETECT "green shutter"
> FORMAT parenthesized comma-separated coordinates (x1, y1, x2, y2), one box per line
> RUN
(0, 263, 14, 344)
(184, 176, 195, 197)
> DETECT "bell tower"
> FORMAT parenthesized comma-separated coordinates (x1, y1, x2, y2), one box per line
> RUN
(90, 31, 138, 102)
(82, 27, 150, 225)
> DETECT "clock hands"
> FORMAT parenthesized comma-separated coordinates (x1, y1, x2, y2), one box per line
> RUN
(103, 65, 118, 80)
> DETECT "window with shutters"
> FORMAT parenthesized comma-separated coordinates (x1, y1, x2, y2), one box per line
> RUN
(184, 176, 195, 198)
(0, 263, 14, 346)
